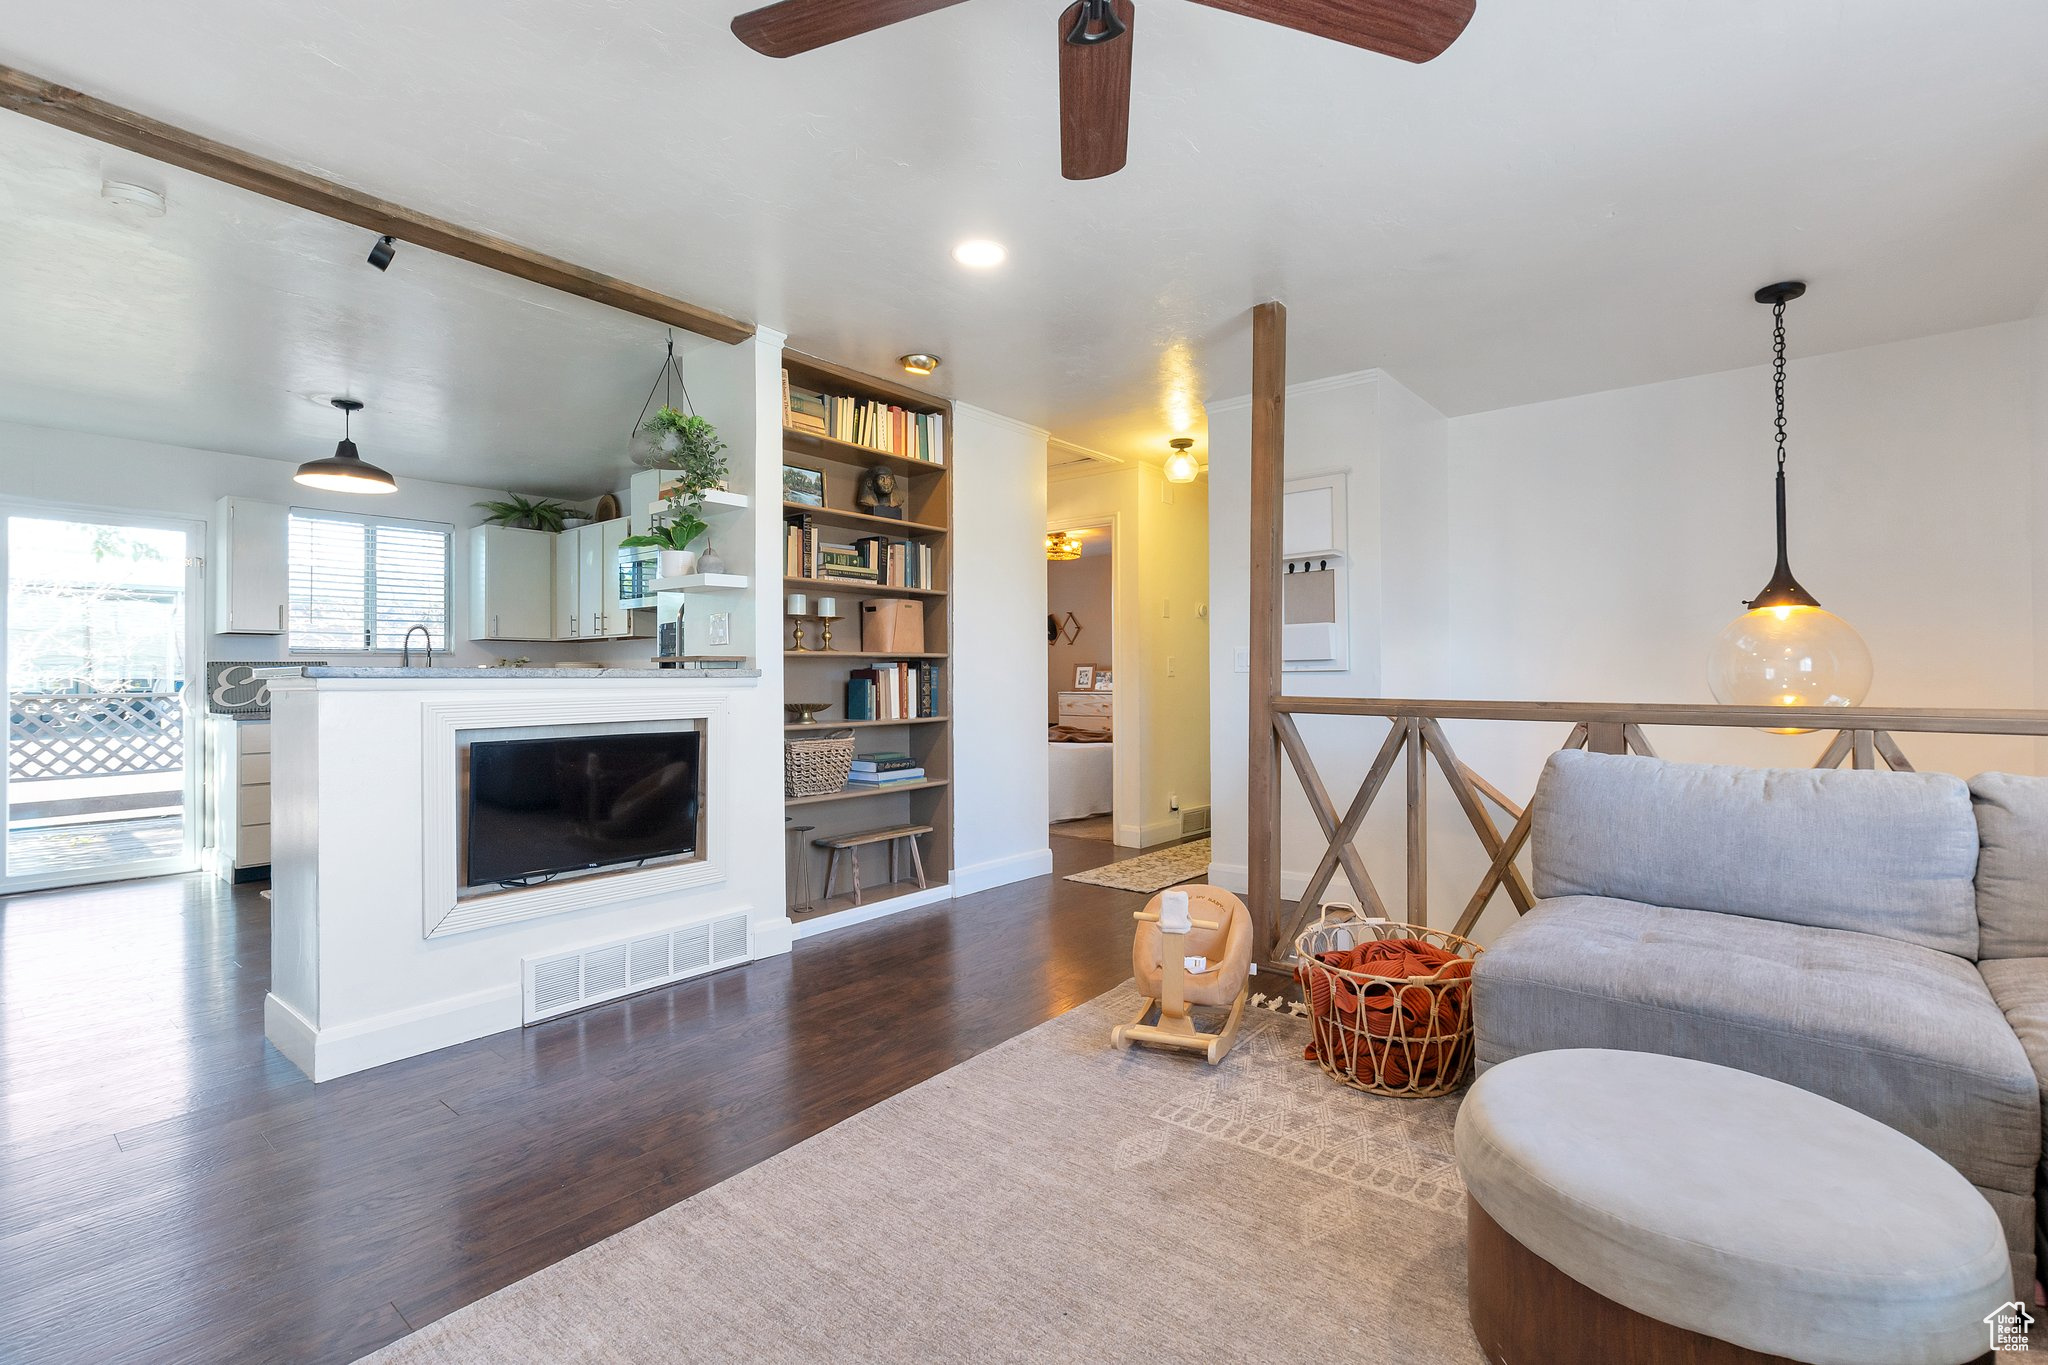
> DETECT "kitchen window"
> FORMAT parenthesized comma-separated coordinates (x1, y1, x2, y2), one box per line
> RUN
(288, 508, 451, 652)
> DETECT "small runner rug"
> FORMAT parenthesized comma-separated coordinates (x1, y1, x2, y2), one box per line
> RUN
(1061, 837, 1212, 893)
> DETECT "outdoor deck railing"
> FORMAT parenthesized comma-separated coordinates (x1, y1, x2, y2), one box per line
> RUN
(1264, 698, 2048, 959)
(7, 689, 185, 781)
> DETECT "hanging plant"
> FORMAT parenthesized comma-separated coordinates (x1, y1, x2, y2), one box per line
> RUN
(474, 494, 573, 533)
(643, 407, 729, 490)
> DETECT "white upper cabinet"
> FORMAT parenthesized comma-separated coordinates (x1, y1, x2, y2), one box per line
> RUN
(467, 525, 555, 641)
(553, 528, 584, 639)
(213, 496, 288, 635)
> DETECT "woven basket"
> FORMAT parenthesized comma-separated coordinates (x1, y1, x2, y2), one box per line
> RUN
(1294, 910, 1483, 1098)
(785, 732, 856, 798)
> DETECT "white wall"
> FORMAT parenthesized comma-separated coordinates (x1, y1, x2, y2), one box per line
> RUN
(950, 403, 1054, 893)
(1208, 321, 2045, 943)
(1048, 553, 1112, 720)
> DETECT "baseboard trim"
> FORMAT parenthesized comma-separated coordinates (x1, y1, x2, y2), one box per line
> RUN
(952, 847, 1053, 896)
(1206, 860, 1330, 901)
(264, 983, 521, 1083)
(792, 883, 954, 940)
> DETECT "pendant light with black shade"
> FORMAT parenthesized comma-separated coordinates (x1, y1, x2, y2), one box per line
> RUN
(294, 398, 397, 495)
(1706, 282, 1871, 730)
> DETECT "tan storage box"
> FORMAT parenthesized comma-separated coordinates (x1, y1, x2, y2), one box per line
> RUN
(861, 598, 925, 653)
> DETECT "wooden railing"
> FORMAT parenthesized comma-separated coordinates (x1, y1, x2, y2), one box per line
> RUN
(1261, 698, 2048, 961)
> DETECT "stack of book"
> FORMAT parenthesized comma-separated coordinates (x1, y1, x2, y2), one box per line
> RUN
(846, 752, 926, 786)
(845, 661, 941, 720)
(850, 536, 936, 589)
(779, 369, 944, 464)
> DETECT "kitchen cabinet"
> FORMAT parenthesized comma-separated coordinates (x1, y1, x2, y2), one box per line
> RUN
(553, 527, 583, 639)
(206, 716, 272, 882)
(212, 496, 288, 634)
(553, 518, 644, 640)
(467, 525, 554, 641)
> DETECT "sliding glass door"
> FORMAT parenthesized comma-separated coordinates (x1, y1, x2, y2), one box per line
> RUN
(1, 507, 202, 893)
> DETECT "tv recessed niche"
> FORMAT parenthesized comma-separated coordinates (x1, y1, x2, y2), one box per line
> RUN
(462, 728, 702, 891)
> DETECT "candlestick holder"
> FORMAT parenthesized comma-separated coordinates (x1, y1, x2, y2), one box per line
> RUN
(815, 613, 843, 652)
(790, 617, 810, 651)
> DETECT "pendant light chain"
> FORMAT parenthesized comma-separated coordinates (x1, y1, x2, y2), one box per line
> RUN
(1771, 297, 1788, 477)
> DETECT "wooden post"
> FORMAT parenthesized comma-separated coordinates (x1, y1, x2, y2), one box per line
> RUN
(1405, 717, 1427, 925)
(1584, 722, 1628, 754)
(1247, 301, 1287, 957)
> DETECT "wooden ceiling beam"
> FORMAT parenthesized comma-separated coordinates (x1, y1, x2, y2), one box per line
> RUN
(0, 63, 755, 346)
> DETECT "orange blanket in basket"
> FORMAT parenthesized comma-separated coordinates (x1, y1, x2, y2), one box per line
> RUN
(1297, 940, 1473, 1089)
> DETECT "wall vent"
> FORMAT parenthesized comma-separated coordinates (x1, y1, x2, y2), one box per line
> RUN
(522, 911, 751, 1025)
(1182, 805, 1212, 837)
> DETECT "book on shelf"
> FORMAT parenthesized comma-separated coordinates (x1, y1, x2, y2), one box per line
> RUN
(851, 753, 917, 772)
(847, 535, 936, 589)
(781, 384, 944, 464)
(844, 661, 943, 722)
(847, 767, 926, 785)
(780, 369, 829, 436)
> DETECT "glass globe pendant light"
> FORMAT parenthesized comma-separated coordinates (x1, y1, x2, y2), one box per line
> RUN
(1706, 282, 1871, 732)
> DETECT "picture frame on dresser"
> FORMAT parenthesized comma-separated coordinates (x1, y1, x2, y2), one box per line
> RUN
(1073, 665, 1094, 689)
(1093, 669, 1113, 691)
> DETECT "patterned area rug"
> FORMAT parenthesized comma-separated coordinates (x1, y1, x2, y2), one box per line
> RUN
(362, 982, 1480, 1364)
(1062, 837, 1211, 893)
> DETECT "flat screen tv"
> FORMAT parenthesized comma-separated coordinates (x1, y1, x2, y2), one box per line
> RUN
(465, 731, 701, 888)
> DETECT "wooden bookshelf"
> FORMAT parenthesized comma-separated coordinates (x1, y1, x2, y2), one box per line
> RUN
(780, 350, 953, 924)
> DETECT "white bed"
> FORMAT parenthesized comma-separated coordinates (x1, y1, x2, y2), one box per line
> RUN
(1049, 736, 1113, 822)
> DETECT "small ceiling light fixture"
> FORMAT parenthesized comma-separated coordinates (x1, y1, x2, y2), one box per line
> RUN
(100, 179, 167, 216)
(899, 353, 942, 376)
(1706, 281, 1870, 729)
(952, 238, 1006, 269)
(366, 235, 398, 271)
(294, 398, 398, 495)
(1163, 436, 1200, 484)
(1046, 530, 1083, 562)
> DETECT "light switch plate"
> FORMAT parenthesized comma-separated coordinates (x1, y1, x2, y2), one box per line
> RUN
(1234, 647, 1250, 673)
(707, 612, 730, 646)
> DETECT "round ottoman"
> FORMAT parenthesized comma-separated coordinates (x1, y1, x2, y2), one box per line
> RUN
(1454, 1049, 2013, 1365)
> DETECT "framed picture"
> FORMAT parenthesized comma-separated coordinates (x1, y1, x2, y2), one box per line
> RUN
(1073, 664, 1094, 690)
(1093, 668, 1114, 691)
(783, 464, 826, 507)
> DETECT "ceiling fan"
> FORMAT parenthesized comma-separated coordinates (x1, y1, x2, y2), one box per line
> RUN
(730, 0, 1477, 180)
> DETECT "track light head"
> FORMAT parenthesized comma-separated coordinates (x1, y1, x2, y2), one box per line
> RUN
(367, 235, 397, 271)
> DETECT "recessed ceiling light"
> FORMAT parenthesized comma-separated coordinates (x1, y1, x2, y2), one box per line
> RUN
(100, 179, 166, 216)
(952, 239, 1006, 269)
(899, 353, 942, 376)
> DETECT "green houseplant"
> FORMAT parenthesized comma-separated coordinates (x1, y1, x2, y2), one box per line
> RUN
(474, 494, 574, 533)
(641, 407, 728, 492)
(619, 507, 709, 579)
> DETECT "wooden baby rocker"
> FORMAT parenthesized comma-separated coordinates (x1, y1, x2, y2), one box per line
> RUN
(1111, 885, 1253, 1064)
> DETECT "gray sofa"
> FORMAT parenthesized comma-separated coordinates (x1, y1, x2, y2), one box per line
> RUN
(1473, 749, 2048, 1294)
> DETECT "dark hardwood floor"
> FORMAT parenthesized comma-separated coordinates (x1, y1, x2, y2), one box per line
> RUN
(0, 836, 1152, 1364)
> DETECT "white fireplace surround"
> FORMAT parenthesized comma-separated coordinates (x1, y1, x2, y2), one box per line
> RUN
(420, 692, 731, 937)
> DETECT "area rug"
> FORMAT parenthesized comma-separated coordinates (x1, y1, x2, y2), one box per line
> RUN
(1062, 837, 1211, 893)
(360, 982, 1480, 1364)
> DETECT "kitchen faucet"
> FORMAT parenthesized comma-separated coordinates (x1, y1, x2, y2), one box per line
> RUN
(402, 625, 435, 669)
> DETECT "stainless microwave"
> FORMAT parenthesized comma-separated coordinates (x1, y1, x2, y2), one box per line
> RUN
(617, 544, 662, 609)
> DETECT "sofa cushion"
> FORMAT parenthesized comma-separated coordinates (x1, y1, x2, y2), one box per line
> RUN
(1980, 956, 2048, 1282)
(1473, 896, 2039, 1202)
(1532, 750, 1980, 957)
(1971, 773, 2048, 959)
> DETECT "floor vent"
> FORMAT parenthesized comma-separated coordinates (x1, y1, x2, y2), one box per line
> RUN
(1182, 805, 1212, 837)
(522, 911, 752, 1025)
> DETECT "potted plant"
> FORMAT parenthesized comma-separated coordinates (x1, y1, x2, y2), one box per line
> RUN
(620, 506, 709, 579)
(474, 494, 574, 534)
(641, 407, 729, 493)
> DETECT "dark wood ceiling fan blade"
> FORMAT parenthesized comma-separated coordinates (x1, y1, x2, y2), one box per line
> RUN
(731, 0, 973, 57)
(1058, 0, 1135, 180)
(1183, 0, 1474, 63)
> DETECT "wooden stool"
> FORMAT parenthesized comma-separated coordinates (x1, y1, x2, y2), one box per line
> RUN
(814, 824, 931, 905)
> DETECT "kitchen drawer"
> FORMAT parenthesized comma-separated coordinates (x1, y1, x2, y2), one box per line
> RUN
(237, 752, 270, 786)
(235, 823, 271, 866)
(238, 782, 271, 825)
(237, 722, 272, 754)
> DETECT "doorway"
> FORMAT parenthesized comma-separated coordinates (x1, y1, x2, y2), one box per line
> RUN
(1048, 521, 1115, 842)
(2, 508, 203, 892)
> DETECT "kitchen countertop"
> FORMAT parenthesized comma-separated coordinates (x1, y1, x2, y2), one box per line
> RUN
(253, 666, 761, 680)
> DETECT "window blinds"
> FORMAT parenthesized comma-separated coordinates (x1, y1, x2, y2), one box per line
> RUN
(288, 509, 450, 652)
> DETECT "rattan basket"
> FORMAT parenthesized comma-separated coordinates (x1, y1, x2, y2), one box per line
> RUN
(1294, 910, 1483, 1098)
(785, 732, 857, 798)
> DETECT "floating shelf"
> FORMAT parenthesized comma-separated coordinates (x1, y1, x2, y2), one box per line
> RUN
(786, 778, 950, 807)
(784, 576, 942, 599)
(783, 428, 946, 478)
(784, 716, 949, 731)
(650, 488, 750, 520)
(651, 573, 749, 592)
(780, 502, 946, 537)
